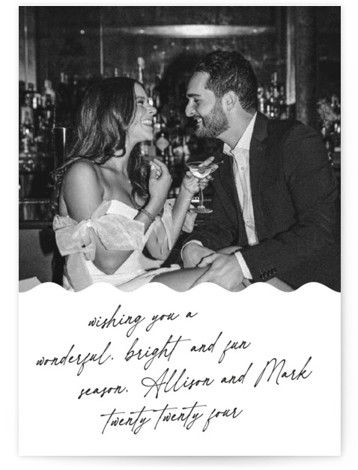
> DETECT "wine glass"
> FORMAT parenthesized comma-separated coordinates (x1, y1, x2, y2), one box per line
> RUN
(187, 160, 217, 214)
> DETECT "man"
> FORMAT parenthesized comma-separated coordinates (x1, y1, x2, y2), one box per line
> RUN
(182, 50, 340, 291)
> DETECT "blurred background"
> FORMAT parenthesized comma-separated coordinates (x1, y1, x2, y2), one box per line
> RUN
(18, 5, 340, 283)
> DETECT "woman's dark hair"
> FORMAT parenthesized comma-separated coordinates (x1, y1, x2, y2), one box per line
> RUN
(54, 77, 149, 204)
(194, 50, 258, 111)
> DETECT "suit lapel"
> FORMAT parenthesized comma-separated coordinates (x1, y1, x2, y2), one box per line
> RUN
(214, 152, 249, 246)
(217, 153, 241, 217)
(249, 113, 269, 240)
(212, 112, 270, 243)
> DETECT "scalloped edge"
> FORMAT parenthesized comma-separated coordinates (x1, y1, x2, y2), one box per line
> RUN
(19, 280, 340, 295)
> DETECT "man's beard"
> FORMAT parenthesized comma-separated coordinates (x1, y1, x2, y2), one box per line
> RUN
(194, 100, 229, 138)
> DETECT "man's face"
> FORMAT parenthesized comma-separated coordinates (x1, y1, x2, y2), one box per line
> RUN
(186, 72, 229, 138)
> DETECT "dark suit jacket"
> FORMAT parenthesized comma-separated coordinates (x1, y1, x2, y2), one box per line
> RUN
(185, 113, 340, 291)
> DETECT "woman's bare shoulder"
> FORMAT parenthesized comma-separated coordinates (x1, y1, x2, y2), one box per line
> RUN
(62, 160, 102, 193)
(63, 159, 99, 182)
(61, 159, 104, 217)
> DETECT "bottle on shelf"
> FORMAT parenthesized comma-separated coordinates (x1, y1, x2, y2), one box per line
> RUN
(257, 73, 287, 120)
(42, 79, 56, 106)
(137, 57, 145, 84)
(56, 72, 71, 127)
(20, 85, 34, 128)
(317, 94, 341, 168)
(152, 74, 162, 109)
(257, 87, 265, 114)
(182, 135, 191, 164)
(152, 111, 168, 164)
(171, 125, 185, 163)
(155, 130, 170, 165)
(20, 84, 35, 156)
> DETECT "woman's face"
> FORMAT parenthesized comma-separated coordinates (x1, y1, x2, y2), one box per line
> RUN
(127, 83, 156, 145)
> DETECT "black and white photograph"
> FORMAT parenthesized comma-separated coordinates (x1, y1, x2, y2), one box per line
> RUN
(13, 4, 352, 462)
(19, 5, 341, 292)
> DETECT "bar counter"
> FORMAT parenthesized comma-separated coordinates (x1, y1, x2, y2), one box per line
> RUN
(19, 219, 62, 284)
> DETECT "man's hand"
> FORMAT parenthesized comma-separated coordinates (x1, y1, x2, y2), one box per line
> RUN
(182, 243, 215, 268)
(195, 253, 245, 291)
(196, 246, 240, 267)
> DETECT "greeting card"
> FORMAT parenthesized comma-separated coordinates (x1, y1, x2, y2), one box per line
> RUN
(18, 4, 341, 457)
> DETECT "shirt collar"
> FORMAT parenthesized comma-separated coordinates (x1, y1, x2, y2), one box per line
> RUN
(223, 112, 257, 156)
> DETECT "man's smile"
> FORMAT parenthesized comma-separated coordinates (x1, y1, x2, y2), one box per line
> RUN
(193, 116, 204, 127)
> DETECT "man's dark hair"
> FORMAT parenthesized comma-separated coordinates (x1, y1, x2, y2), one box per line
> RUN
(194, 50, 258, 111)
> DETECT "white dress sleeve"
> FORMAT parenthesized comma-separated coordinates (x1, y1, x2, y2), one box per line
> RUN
(147, 199, 197, 259)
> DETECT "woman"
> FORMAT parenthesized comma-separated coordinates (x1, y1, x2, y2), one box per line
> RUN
(53, 77, 214, 291)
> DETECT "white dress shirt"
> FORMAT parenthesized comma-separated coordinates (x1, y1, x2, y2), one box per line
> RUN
(223, 112, 258, 279)
(183, 113, 258, 279)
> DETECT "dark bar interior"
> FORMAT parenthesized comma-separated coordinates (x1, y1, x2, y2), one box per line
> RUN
(18, 6, 340, 284)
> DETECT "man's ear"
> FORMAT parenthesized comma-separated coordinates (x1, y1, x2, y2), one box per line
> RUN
(222, 91, 238, 112)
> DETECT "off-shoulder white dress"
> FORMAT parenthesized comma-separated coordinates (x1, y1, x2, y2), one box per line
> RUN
(53, 199, 196, 291)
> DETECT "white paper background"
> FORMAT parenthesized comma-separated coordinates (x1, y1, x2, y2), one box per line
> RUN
(19, 283, 340, 456)
(2, 1, 358, 469)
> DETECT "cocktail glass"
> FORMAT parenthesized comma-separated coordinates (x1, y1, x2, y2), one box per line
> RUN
(186, 160, 217, 214)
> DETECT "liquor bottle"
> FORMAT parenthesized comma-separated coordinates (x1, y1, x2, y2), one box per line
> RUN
(42, 79, 56, 106)
(153, 112, 169, 164)
(31, 87, 42, 141)
(70, 74, 83, 118)
(31, 89, 46, 153)
(259, 73, 288, 120)
(44, 92, 55, 128)
(268, 73, 280, 119)
(20, 111, 35, 156)
(155, 130, 170, 164)
(331, 95, 340, 115)
(257, 87, 265, 114)
(20, 86, 34, 127)
(182, 135, 191, 164)
(20, 85, 35, 155)
(278, 85, 287, 119)
(171, 126, 184, 162)
(153, 113, 161, 136)
(56, 72, 71, 127)
(332, 121, 341, 154)
(271, 72, 280, 99)
(137, 57, 145, 84)
(152, 74, 161, 109)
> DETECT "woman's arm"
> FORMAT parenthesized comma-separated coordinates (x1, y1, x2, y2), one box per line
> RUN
(62, 161, 167, 275)
(171, 159, 217, 247)
(169, 183, 195, 242)
(146, 164, 215, 260)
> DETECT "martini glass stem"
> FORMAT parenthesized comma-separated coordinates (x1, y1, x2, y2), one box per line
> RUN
(198, 187, 205, 210)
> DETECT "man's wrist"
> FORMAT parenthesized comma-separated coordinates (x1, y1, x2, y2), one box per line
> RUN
(181, 240, 203, 260)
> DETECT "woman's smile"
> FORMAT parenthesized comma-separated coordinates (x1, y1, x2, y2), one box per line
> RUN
(141, 118, 154, 127)
(128, 83, 156, 143)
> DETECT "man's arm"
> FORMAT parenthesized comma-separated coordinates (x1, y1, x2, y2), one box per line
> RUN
(183, 181, 238, 252)
(241, 124, 339, 282)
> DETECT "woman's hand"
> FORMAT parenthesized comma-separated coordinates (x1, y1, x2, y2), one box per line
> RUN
(180, 157, 218, 197)
(218, 246, 241, 255)
(180, 171, 209, 196)
(148, 158, 172, 206)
